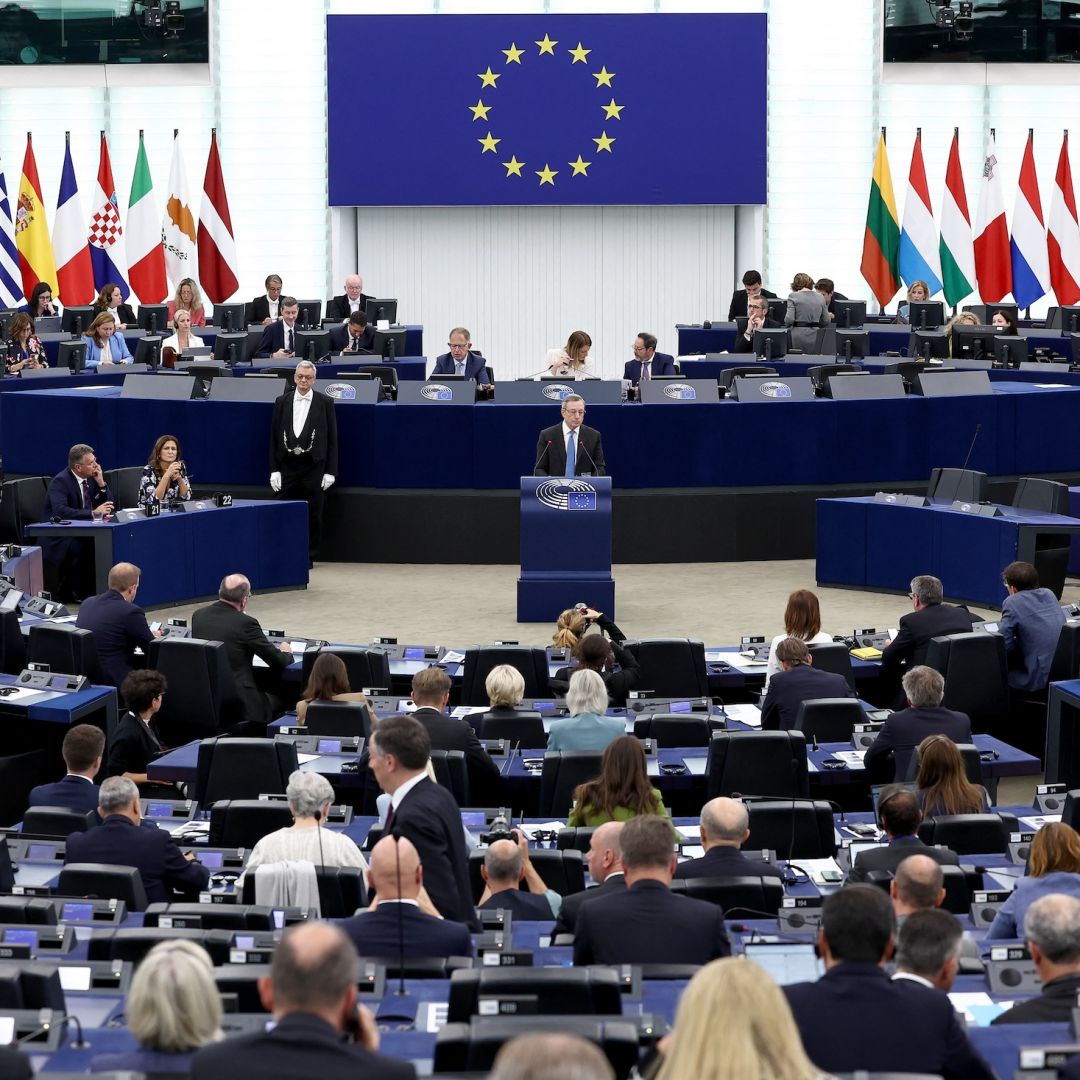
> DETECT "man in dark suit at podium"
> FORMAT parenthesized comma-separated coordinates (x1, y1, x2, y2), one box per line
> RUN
(727, 269, 777, 321)
(28, 724, 104, 813)
(759, 637, 855, 731)
(534, 394, 606, 477)
(732, 297, 783, 354)
(431, 327, 489, 382)
(622, 332, 675, 385)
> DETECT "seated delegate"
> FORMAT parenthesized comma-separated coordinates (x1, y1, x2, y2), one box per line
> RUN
(295, 651, 373, 725)
(567, 735, 669, 827)
(92, 282, 136, 328)
(915, 734, 991, 817)
(431, 326, 489, 381)
(139, 434, 192, 508)
(83, 312, 133, 367)
(109, 670, 173, 792)
(166, 277, 207, 327)
(544, 329, 594, 378)
(4, 312, 47, 373)
(161, 310, 204, 367)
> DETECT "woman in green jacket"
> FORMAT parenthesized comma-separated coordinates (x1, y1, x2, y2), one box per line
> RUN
(567, 735, 669, 827)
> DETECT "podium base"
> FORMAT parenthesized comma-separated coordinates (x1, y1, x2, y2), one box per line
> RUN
(516, 575, 615, 623)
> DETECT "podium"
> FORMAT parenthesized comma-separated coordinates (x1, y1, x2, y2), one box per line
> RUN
(517, 476, 614, 622)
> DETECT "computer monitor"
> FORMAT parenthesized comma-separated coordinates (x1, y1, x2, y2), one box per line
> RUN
(213, 332, 247, 366)
(295, 300, 322, 330)
(951, 324, 997, 360)
(57, 340, 86, 373)
(832, 299, 866, 329)
(907, 331, 950, 361)
(765, 298, 787, 324)
(372, 328, 406, 361)
(751, 327, 787, 360)
(835, 329, 868, 360)
(1060, 305, 1080, 333)
(991, 334, 1028, 368)
(60, 305, 95, 337)
(985, 302, 1019, 325)
(907, 300, 945, 329)
(213, 303, 246, 332)
(133, 336, 162, 369)
(137, 305, 169, 334)
(295, 329, 330, 364)
(0, 309, 15, 337)
(365, 298, 398, 325)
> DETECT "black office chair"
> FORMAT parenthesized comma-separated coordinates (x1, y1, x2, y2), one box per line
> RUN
(807, 363, 858, 394)
(57, 864, 149, 912)
(460, 647, 550, 706)
(789, 326, 827, 354)
(806, 642, 856, 690)
(21, 806, 96, 838)
(208, 800, 294, 848)
(430, 749, 470, 805)
(1012, 477, 1071, 598)
(300, 646, 391, 693)
(304, 701, 372, 738)
(1049, 621, 1080, 683)
(744, 799, 836, 860)
(193, 737, 299, 804)
(0, 897, 58, 925)
(447, 967, 621, 1023)
(632, 713, 711, 747)
(102, 466, 144, 511)
(26, 623, 103, 682)
(146, 637, 245, 746)
(478, 711, 547, 746)
(241, 865, 368, 917)
(864, 863, 971, 916)
(622, 639, 707, 697)
(0, 476, 48, 544)
(0, 609, 26, 675)
(556, 827, 596, 853)
(87, 926, 234, 965)
(0, 966, 64, 1010)
(670, 874, 784, 915)
(926, 467, 987, 504)
(918, 814, 1010, 854)
(923, 632, 1010, 737)
(339, 364, 398, 400)
(468, 848, 585, 903)
(717, 365, 776, 391)
(705, 730, 810, 799)
(902, 742, 982, 787)
(538, 751, 603, 817)
(793, 698, 865, 743)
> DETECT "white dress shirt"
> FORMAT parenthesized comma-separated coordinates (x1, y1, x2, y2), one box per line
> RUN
(99, 337, 113, 364)
(267, 295, 280, 320)
(562, 420, 580, 460)
(292, 388, 312, 437)
(389, 770, 427, 811)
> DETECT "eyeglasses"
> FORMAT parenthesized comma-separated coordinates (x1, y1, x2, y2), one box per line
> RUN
(447, 342, 470, 350)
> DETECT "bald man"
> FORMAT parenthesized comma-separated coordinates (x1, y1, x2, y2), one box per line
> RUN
(326, 274, 372, 323)
(478, 831, 560, 919)
(551, 821, 625, 939)
(674, 797, 783, 880)
(191, 573, 293, 729)
(337, 835, 473, 960)
(891, 854, 946, 916)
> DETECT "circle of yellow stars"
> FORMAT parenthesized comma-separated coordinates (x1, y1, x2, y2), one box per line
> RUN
(467, 33, 624, 187)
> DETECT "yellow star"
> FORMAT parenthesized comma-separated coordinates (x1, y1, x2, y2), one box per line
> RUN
(568, 42, 591, 64)
(601, 98, 624, 120)
(502, 42, 524, 64)
(568, 155, 591, 177)
(535, 34, 557, 55)
(536, 163, 558, 186)
(478, 132, 501, 154)
(477, 66, 500, 88)
(593, 66, 615, 88)
(469, 99, 492, 121)
(502, 155, 525, 177)
(593, 131, 616, 153)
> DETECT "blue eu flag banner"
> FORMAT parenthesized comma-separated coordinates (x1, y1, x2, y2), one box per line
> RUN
(327, 13, 766, 207)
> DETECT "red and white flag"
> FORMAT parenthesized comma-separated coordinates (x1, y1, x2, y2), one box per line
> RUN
(197, 130, 238, 303)
(1048, 131, 1080, 306)
(973, 134, 1012, 302)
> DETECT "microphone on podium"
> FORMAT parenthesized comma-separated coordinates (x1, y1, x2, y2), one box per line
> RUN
(532, 439, 553, 473)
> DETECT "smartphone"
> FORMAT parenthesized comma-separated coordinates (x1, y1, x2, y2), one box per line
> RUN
(820, 870, 844, 883)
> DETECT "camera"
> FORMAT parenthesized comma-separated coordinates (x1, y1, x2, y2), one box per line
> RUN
(480, 813, 515, 846)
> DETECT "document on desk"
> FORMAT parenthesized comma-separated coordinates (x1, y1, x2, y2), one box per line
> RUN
(792, 857, 844, 886)
(297, 753, 320, 765)
(1020, 814, 1062, 830)
(831, 750, 866, 766)
(683, 757, 709, 776)
(441, 650, 466, 664)
(450, 706, 486, 720)
(722, 703, 762, 728)
(948, 992, 1012, 1026)
(0, 686, 61, 704)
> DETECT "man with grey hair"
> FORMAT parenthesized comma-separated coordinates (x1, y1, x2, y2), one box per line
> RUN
(675, 796, 783, 880)
(491, 1033, 614, 1080)
(864, 665, 972, 781)
(192, 573, 292, 729)
(891, 853, 946, 916)
(191, 921, 414, 1079)
(325, 273, 371, 323)
(269, 358, 337, 561)
(64, 776, 210, 904)
(893, 907, 963, 992)
(534, 393, 606, 477)
(479, 830, 561, 918)
(880, 575, 976, 696)
(992, 893, 1080, 1024)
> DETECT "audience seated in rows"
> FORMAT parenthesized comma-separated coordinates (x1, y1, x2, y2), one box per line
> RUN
(547, 669, 625, 752)
(915, 734, 991, 817)
(760, 636, 854, 731)
(551, 821, 625, 938)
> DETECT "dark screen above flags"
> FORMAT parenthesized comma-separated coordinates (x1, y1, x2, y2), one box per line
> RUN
(326, 13, 766, 207)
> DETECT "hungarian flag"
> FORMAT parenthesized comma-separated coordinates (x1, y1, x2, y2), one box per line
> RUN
(973, 134, 1012, 302)
(126, 133, 167, 303)
(88, 134, 130, 299)
(197, 130, 239, 303)
(53, 137, 95, 306)
(938, 130, 976, 308)
(162, 132, 197, 289)
(0, 159, 25, 308)
(14, 134, 57, 299)
(860, 131, 901, 309)
(1048, 131, 1080, 306)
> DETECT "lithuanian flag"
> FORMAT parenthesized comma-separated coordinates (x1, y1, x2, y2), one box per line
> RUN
(860, 130, 901, 309)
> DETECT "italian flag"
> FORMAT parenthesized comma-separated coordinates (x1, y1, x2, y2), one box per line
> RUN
(126, 133, 167, 303)
(860, 131, 901, 309)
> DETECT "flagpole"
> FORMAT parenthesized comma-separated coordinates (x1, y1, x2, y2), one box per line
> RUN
(881, 125, 887, 315)
(1026, 127, 1033, 320)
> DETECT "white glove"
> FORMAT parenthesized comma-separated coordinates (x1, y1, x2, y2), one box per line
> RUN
(270, 472, 282, 493)
(321, 474, 335, 491)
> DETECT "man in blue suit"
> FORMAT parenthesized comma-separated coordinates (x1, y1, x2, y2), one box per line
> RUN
(337, 835, 473, 959)
(784, 885, 993, 1078)
(254, 297, 302, 358)
(430, 327, 490, 382)
(759, 637, 856, 731)
(674, 797, 783, 880)
(64, 776, 210, 904)
(622, 332, 676, 385)
(1000, 560, 1067, 692)
(44, 443, 115, 601)
(75, 562, 160, 688)
(27, 724, 104, 813)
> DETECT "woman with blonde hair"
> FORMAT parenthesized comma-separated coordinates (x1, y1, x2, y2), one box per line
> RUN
(167, 276, 207, 326)
(897, 280, 930, 323)
(915, 734, 990, 818)
(655, 956, 827, 1080)
(765, 589, 832, 683)
(545, 329, 594, 377)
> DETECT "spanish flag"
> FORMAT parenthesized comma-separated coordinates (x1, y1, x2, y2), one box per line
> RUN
(860, 129, 901, 310)
(14, 133, 57, 299)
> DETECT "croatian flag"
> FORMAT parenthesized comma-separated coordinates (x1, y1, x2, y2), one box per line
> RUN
(88, 134, 130, 299)
(1009, 130, 1049, 309)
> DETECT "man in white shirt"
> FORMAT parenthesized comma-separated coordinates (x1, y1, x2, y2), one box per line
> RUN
(326, 274, 372, 323)
(255, 298, 301, 359)
(892, 907, 963, 992)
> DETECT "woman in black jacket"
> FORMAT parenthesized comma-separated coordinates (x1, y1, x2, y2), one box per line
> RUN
(550, 608, 640, 705)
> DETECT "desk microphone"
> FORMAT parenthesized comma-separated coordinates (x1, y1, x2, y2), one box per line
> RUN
(578, 438, 600, 476)
(532, 440, 553, 473)
(960, 423, 982, 472)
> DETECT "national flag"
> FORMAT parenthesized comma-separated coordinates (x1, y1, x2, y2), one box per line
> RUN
(197, 130, 238, 303)
(88, 134, 130, 299)
(1048, 131, 1080, 307)
(973, 134, 1012, 303)
(162, 133, 197, 289)
(126, 132, 167, 303)
(860, 131, 901, 309)
(1009, 131, 1050, 309)
(938, 130, 976, 308)
(14, 134, 57, 299)
(52, 137, 95, 306)
(899, 131, 943, 296)
(0, 160, 25, 308)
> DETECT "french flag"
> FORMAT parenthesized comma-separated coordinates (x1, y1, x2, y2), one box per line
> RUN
(52, 137, 95, 306)
(1009, 130, 1049, 310)
(88, 134, 130, 299)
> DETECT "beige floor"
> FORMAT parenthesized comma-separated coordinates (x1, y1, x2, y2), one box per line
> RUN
(150, 558, 1074, 806)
